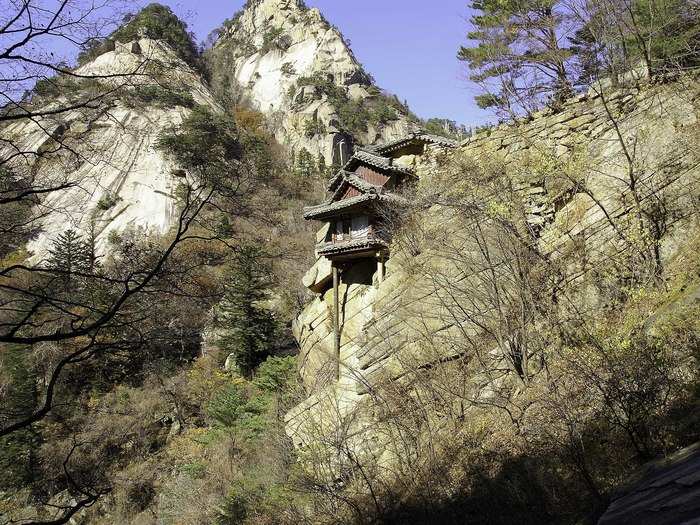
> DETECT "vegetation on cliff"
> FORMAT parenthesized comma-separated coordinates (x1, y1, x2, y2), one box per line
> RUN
(459, 0, 700, 114)
(288, 73, 416, 136)
(346, 140, 700, 523)
(0, 2, 320, 515)
(2, 1, 700, 524)
(78, 4, 201, 69)
(0, 97, 319, 523)
(240, 92, 700, 522)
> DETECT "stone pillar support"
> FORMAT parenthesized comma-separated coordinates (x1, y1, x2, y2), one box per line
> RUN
(377, 252, 385, 284)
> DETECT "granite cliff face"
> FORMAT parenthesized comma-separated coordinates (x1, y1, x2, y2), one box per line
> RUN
(206, 0, 414, 166)
(286, 76, 700, 452)
(2, 39, 220, 257)
(7, 0, 417, 256)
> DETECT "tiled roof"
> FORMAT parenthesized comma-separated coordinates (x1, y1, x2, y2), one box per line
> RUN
(310, 133, 439, 222)
(317, 237, 388, 256)
(326, 132, 455, 192)
(303, 193, 405, 221)
(328, 170, 348, 192)
(345, 174, 381, 193)
(327, 170, 382, 194)
(421, 133, 460, 147)
(369, 131, 459, 155)
(330, 174, 381, 201)
(341, 149, 414, 176)
(303, 193, 380, 220)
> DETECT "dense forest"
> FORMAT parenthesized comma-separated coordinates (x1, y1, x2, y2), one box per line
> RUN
(0, 0, 699, 524)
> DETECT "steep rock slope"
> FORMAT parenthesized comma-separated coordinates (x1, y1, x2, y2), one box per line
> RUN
(3, 39, 220, 257)
(206, 0, 414, 166)
(6, 0, 417, 257)
(286, 77, 700, 448)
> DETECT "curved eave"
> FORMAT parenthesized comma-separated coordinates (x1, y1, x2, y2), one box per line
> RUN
(303, 193, 407, 221)
(330, 174, 382, 201)
(371, 132, 459, 155)
(327, 150, 417, 193)
(340, 150, 414, 178)
(327, 170, 354, 192)
(303, 193, 380, 221)
(317, 238, 388, 256)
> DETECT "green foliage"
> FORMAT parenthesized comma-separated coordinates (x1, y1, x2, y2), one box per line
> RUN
(206, 357, 298, 436)
(317, 154, 332, 179)
(123, 85, 195, 109)
(474, 93, 506, 110)
(217, 488, 249, 524)
(157, 105, 242, 186)
(216, 245, 279, 376)
(640, 0, 700, 70)
(461, 0, 700, 108)
(303, 117, 326, 137)
(293, 147, 317, 178)
(620, 0, 700, 75)
(574, 0, 700, 80)
(292, 148, 333, 180)
(207, 381, 247, 428)
(280, 62, 296, 75)
(180, 461, 208, 479)
(370, 97, 399, 123)
(46, 229, 96, 277)
(78, 4, 200, 68)
(459, 0, 573, 112)
(0, 346, 39, 491)
(112, 4, 198, 66)
(159, 353, 302, 523)
(292, 73, 410, 135)
(30, 76, 105, 104)
(260, 27, 287, 54)
(158, 103, 276, 195)
(253, 356, 297, 394)
(76, 38, 107, 65)
(0, 168, 37, 259)
(96, 192, 122, 211)
(423, 118, 467, 139)
(217, 479, 297, 525)
(32, 76, 80, 98)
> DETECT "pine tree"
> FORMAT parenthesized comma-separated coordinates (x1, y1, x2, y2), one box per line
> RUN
(570, 0, 700, 84)
(0, 167, 37, 259)
(317, 154, 329, 179)
(217, 245, 278, 377)
(294, 148, 316, 178)
(637, 0, 700, 73)
(459, 0, 574, 114)
(47, 229, 95, 273)
(46, 229, 96, 293)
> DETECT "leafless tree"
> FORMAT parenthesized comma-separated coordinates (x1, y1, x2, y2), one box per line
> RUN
(0, 4, 284, 522)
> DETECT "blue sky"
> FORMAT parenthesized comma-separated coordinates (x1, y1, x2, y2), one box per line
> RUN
(152, 0, 489, 127)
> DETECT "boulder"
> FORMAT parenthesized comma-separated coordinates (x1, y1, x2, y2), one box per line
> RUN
(302, 257, 332, 293)
(348, 84, 370, 101)
(224, 353, 240, 373)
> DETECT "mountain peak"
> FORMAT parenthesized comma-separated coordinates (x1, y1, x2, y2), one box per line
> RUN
(207, 1, 412, 165)
(251, 0, 307, 9)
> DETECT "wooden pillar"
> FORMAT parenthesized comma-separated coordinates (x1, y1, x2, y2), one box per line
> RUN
(332, 262, 341, 381)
